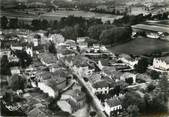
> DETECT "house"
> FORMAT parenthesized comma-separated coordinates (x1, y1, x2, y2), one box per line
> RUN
(73, 66, 94, 78)
(37, 82, 58, 98)
(88, 73, 111, 94)
(93, 44, 100, 52)
(59, 89, 86, 113)
(38, 53, 58, 66)
(136, 73, 152, 83)
(48, 64, 63, 73)
(0, 50, 11, 58)
(132, 24, 169, 41)
(25, 46, 33, 57)
(77, 37, 88, 50)
(38, 71, 52, 81)
(33, 38, 39, 47)
(48, 76, 67, 90)
(8, 54, 19, 63)
(120, 72, 136, 84)
(92, 80, 110, 94)
(64, 40, 77, 50)
(101, 66, 116, 78)
(38, 70, 67, 90)
(10, 45, 23, 51)
(89, 73, 102, 84)
(118, 54, 138, 69)
(10, 67, 20, 75)
(48, 34, 65, 45)
(57, 99, 73, 113)
(27, 107, 46, 117)
(153, 57, 169, 71)
(104, 97, 122, 116)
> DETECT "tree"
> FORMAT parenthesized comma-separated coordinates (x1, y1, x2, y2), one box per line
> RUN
(123, 91, 145, 113)
(48, 97, 61, 112)
(74, 24, 85, 37)
(127, 105, 139, 117)
(10, 74, 28, 91)
(147, 83, 156, 92)
(53, 20, 58, 29)
(150, 70, 160, 80)
(61, 26, 77, 40)
(134, 58, 149, 73)
(87, 24, 115, 40)
(125, 77, 133, 85)
(48, 41, 57, 55)
(41, 19, 49, 30)
(1, 16, 8, 29)
(9, 18, 18, 29)
(0, 55, 11, 75)
(99, 26, 132, 45)
(15, 50, 32, 68)
(159, 75, 169, 97)
(90, 111, 96, 117)
(31, 19, 41, 30)
(144, 91, 168, 113)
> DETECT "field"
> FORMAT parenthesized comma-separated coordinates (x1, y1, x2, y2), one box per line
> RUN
(40, 10, 122, 22)
(109, 38, 169, 55)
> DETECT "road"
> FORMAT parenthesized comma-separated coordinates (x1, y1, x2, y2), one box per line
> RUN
(72, 71, 107, 117)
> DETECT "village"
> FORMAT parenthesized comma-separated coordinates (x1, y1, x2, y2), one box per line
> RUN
(0, 27, 169, 117)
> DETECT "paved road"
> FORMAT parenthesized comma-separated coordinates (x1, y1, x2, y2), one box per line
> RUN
(72, 71, 107, 117)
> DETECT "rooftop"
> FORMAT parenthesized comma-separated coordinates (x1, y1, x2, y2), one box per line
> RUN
(159, 55, 169, 64)
(38, 53, 58, 64)
(92, 80, 109, 89)
(89, 73, 102, 84)
(106, 98, 122, 107)
(28, 107, 46, 117)
(132, 24, 169, 33)
(64, 89, 86, 101)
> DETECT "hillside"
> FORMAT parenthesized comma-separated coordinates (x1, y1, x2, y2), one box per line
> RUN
(109, 38, 169, 55)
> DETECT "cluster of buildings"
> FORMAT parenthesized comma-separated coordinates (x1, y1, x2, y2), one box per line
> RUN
(0, 28, 169, 117)
(132, 23, 169, 41)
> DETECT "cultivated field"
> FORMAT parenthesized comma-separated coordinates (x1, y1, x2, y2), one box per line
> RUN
(40, 10, 122, 22)
(109, 37, 169, 55)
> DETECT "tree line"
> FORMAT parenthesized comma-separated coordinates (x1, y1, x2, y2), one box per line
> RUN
(114, 12, 169, 26)
(1, 15, 133, 45)
(2, 12, 167, 46)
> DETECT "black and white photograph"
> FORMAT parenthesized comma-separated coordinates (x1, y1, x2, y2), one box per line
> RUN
(0, 0, 169, 117)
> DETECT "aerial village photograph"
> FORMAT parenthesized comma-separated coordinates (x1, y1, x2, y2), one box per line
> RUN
(0, 0, 169, 117)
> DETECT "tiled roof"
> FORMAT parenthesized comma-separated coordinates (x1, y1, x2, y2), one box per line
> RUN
(66, 99, 77, 111)
(89, 73, 102, 84)
(65, 40, 76, 46)
(102, 66, 116, 76)
(64, 89, 86, 101)
(121, 72, 135, 78)
(28, 107, 46, 117)
(38, 53, 58, 64)
(119, 53, 131, 60)
(38, 72, 52, 80)
(159, 56, 169, 64)
(92, 80, 109, 89)
(46, 79, 59, 91)
(52, 69, 69, 78)
(106, 98, 121, 107)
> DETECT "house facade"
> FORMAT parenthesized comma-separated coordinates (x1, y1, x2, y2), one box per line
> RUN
(153, 58, 169, 70)
(104, 98, 122, 116)
(92, 81, 110, 94)
(59, 89, 86, 113)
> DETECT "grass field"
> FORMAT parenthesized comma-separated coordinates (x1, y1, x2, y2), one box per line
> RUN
(40, 10, 122, 22)
(109, 37, 169, 55)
